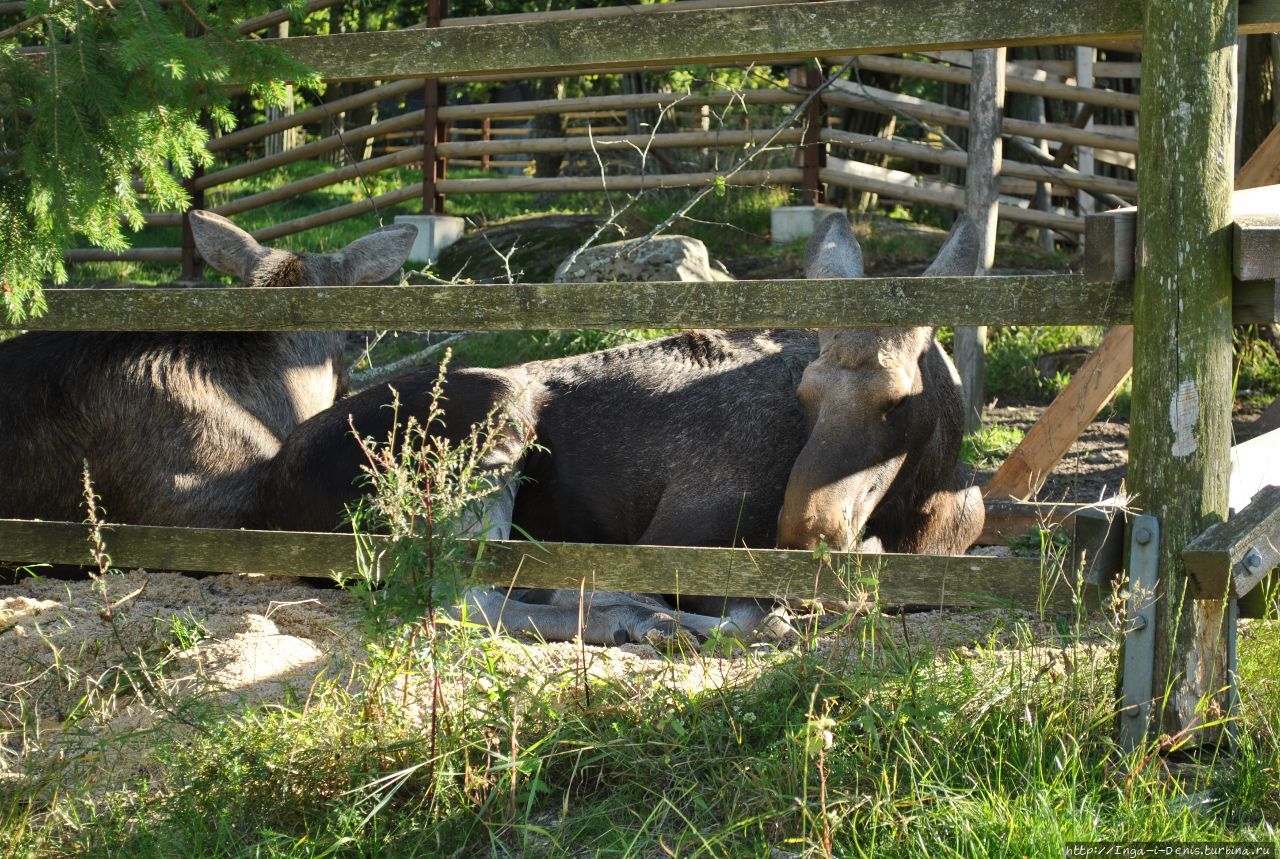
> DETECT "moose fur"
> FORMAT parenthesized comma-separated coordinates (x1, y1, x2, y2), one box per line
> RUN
(260, 212, 984, 645)
(0, 212, 416, 528)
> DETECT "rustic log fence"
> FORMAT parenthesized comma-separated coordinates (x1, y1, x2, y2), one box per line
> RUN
(55, 0, 1158, 266)
(16, 0, 1280, 752)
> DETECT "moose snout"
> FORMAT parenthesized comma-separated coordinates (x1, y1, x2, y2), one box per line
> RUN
(776, 482, 867, 552)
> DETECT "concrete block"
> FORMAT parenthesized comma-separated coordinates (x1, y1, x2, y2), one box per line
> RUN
(393, 214, 466, 264)
(770, 204, 838, 245)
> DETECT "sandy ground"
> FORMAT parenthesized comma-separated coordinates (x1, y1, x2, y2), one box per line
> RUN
(0, 565, 1116, 795)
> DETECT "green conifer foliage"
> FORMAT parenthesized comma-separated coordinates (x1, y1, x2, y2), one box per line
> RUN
(0, 0, 316, 320)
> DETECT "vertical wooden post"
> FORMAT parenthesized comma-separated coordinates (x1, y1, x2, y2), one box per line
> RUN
(179, 167, 205, 282)
(1075, 46, 1096, 216)
(179, 11, 206, 282)
(955, 47, 1005, 432)
(1131, 0, 1236, 743)
(801, 62, 827, 206)
(264, 20, 295, 158)
(480, 116, 491, 172)
(422, 0, 448, 214)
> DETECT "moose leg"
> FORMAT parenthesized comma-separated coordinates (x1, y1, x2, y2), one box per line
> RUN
(636, 512, 787, 640)
(455, 587, 703, 649)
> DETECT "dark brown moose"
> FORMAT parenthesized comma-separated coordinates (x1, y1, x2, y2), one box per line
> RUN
(0, 211, 416, 529)
(260, 211, 983, 646)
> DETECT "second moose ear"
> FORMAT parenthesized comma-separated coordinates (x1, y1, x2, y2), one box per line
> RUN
(188, 211, 267, 280)
(923, 216, 981, 277)
(804, 210, 864, 280)
(338, 223, 419, 284)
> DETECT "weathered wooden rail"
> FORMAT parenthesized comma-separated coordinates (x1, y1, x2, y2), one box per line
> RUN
(0, 520, 1088, 612)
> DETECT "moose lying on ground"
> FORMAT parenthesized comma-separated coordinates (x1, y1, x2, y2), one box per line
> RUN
(260, 211, 984, 646)
(0, 211, 416, 529)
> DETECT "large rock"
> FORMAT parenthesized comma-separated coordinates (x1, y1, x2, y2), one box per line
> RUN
(554, 235, 734, 283)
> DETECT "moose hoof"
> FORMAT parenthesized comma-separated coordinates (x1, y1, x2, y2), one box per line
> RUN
(752, 609, 801, 646)
(639, 617, 702, 653)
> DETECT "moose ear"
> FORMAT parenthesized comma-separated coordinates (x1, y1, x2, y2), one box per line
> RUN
(923, 216, 981, 277)
(804, 210, 864, 279)
(189, 210, 266, 279)
(338, 223, 418, 284)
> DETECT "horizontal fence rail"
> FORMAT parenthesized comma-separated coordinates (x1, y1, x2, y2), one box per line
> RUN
(255, 0, 1151, 83)
(6, 276, 1137, 332)
(0, 519, 1091, 612)
(248, 0, 1280, 84)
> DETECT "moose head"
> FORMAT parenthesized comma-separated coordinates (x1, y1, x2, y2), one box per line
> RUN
(776, 211, 979, 553)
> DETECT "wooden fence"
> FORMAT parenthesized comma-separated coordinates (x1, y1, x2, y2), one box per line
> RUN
(12, 0, 1280, 752)
(49, 0, 1156, 267)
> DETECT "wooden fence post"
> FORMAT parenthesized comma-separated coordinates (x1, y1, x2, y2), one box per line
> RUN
(480, 116, 491, 172)
(956, 47, 1005, 431)
(180, 11, 206, 282)
(422, 0, 448, 214)
(802, 61, 827, 205)
(179, 167, 205, 281)
(1074, 46, 1096, 215)
(1131, 0, 1237, 744)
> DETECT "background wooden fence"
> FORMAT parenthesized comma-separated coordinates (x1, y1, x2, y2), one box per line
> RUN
(30, 0, 1150, 268)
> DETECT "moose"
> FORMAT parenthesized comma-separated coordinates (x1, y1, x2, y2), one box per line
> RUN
(260, 211, 984, 646)
(0, 211, 417, 529)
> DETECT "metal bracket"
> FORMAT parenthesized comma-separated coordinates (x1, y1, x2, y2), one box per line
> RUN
(1119, 514, 1160, 756)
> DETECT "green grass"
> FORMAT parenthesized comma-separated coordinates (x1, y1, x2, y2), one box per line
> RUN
(962, 422, 1026, 470)
(7, 606, 1280, 856)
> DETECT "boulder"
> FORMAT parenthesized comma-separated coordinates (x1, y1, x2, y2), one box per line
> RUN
(554, 235, 734, 283)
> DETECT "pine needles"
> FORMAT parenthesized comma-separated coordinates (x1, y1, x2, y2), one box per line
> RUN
(0, 0, 317, 321)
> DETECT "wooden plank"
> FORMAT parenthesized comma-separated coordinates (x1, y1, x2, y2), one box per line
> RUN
(821, 129, 1138, 198)
(955, 46, 1004, 431)
(437, 89, 802, 122)
(1132, 0, 1237, 740)
(1234, 123, 1280, 189)
(197, 111, 425, 190)
(1083, 207, 1137, 282)
(1234, 214, 1280, 280)
(439, 128, 805, 157)
(1229, 426, 1280, 513)
(1241, 0, 1280, 34)
(1184, 484, 1280, 598)
(979, 498, 1128, 546)
(983, 325, 1134, 503)
(215, 147, 425, 219)
(256, 0, 1147, 83)
(820, 161, 1084, 234)
(208, 79, 424, 153)
(824, 80, 1141, 154)
(1087, 187, 1280, 282)
(853, 53, 1141, 112)
(8, 276, 1131, 333)
(63, 248, 183, 263)
(0, 519, 1089, 612)
(436, 168, 803, 196)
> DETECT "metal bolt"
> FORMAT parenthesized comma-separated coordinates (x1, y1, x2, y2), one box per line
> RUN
(1128, 615, 1147, 633)
(1244, 549, 1264, 571)
(1135, 527, 1153, 546)
(1124, 703, 1142, 718)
